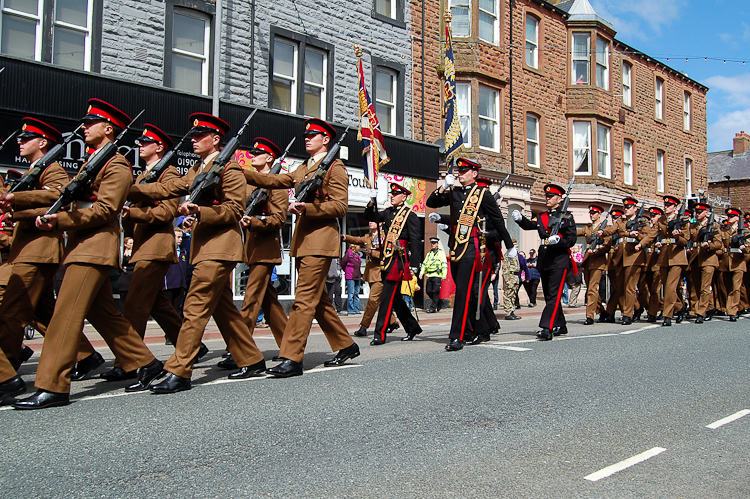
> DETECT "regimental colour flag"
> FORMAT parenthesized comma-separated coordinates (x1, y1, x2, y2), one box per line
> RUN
(357, 57, 389, 188)
(443, 22, 464, 158)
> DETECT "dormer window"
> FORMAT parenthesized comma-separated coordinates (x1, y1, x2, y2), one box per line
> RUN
(572, 32, 590, 85)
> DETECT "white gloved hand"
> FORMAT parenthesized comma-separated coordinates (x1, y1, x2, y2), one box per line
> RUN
(443, 174, 455, 190)
(547, 234, 561, 245)
(511, 210, 522, 222)
(428, 212, 441, 223)
(437, 223, 449, 232)
(369, 189, 378, 199)
(507, 247, 518, 259)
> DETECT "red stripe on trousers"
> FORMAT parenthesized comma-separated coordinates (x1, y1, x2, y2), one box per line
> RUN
(459, 270, 475, 341)
(379, 274, 400, 341)
(549, 269, 567, 330)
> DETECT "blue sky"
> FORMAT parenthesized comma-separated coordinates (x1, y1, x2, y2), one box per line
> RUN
(589, 0, 748, 152)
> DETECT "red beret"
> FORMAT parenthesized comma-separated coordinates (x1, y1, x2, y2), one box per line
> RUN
(693, 203, 710, 212)
(726, 207, 742, 217)
(622, 197, 638, 207)
(663, 195, 680, 205)
(189, 112, 230, 137)
(649, 207, 664, 216)
(249, 137, 282, 159)
(588, 204, 604, 213)
(611, 209, 625, 217)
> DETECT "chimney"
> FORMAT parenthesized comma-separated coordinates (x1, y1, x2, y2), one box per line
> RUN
(734, 131, 750, 155)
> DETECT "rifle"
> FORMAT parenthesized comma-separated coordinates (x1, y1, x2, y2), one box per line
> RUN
(546, 177, 575, 238)
(588, 203, 613, 248)
(698, 207, 719, 245)
(244, 137, 296, 217)
(0, 129, 19, 154)
(625, 200, 648, 232)
(10, 125, 84, 193)
(122, 128, 193, 208)
(492, 173, 511, 204)
(294, 127, 349, 203)
(667, 197, 690, 233)
(186, 108, 257, 205)
(731, 216, 750, 248)
(41, 110, 145, 221)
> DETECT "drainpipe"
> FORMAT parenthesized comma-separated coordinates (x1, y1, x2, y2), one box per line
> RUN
(508, 0, 515, 174)
(421, 0, 425, 141)
(212, 0, 222, 115)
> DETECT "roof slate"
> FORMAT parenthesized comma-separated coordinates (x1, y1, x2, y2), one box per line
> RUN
(707, 150, 750, 183)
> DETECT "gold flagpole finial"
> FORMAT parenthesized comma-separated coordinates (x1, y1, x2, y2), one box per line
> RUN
(445, 8, 452, 23)
(354, 44, 362, 58)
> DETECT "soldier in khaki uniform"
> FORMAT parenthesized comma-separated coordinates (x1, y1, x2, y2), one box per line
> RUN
(654, 195, 691, 326)
(13, 99, 163, 410)
(600, 198, 653, 325)
(576, 204, 611, 325)
(232, 138, 288, 359)
(720, 207, 748, 321)
(690, 203, 722, 323)
(103, 123, 198, 382)
(601, 209, 624, 323)
(129, 113, 268, 392)
(344, 222, 398, 337)
(243, 118, 358, 377)
(645, 207, 664, 322)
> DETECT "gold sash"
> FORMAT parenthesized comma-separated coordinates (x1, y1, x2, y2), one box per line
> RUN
(451, 184, 485, 261)
(381, 204, 413, 270)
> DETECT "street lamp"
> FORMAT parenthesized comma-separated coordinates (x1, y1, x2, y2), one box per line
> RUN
(724, 175, 731, 205)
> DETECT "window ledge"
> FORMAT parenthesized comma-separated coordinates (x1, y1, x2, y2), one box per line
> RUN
(370, 11, 405, 29)
(654, 117, 667, 126)
(621, 104, 635, 113)
(522, 64, 543, 77)
(683, 128, 694, 136)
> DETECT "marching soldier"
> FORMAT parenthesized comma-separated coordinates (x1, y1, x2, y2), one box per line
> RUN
(720, 207, 748, 321)
(365, 183, 422, 345)
(427, 159, 514, 350)
(106, 123, 206, 382)
(690, 203, 722, 323)
(512, 183, 577, 340)
(14, 99, 164, 409)
(242, 118, 359, 377)
(601, 209, 624, 323)
(576, 204, 610, 325)
(233, 138, 288, 358)
(600, 198, 653, 325)
(129, 112, 268, 392)
(344, 221, 398, 337)
(654, 195, 691, 326)
(645, 207, 664, 322)
(502, 242, 521, 320)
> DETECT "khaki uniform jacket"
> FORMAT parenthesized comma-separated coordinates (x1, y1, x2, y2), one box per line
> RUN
(656, 216, 690, 267)
(642, 223, 661, 271)
(577, 222, 610, 270)
(343, 230, 384, 283)
(128, 157, 246, 265)
(128, 166, 180, 263)
(602, 217, 654, 267)
(244, 157, 347, 258)
(9, 161, 68, 264)
(720, 225, 749, 272)
(243, 183, 288, 265)
(48, 152, 132, 267)
(690, 219, 722, 268)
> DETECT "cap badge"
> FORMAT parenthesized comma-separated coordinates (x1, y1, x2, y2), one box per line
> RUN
(193, 119, 199, 127)
(21, 124, 26, 130)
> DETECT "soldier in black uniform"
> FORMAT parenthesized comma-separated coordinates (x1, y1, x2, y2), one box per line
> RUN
(512, 183, 577, 340)
(364, 183, 422, 345)
(426, 159, 514, 351)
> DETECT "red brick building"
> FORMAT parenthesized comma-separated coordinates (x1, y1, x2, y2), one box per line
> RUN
(411, 0, 708, 247)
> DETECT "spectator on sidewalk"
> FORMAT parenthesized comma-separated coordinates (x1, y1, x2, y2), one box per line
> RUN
(164, 228, 188, 320)
(524, 249, 541, 307)
(116, 237, 135, 312)
(420, 237, 447, 313)
(566, 245, 584, 307)
(341, 243, 362, 314)
(401, 273, 420, 312)
(325, 257, 344, 315)
(516, 249, 529, 309)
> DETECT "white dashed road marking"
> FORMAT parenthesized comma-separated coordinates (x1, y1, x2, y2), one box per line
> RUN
(584, 447, 667, 482)
(706, 409, 750, 429)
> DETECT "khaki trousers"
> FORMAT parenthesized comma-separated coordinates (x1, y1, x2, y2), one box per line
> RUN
(35, 264, 155, 394)
(647, 269, 663, 316)
(165, 260, 264, 378)
(621, 265, 643, 317)
(279, 256, 353, 364)
(584, 267, 603, 319)
(240, 263, 287, 347)
(696, 265, 717, 317)
(660, 265, 686, 319)
(605, 268, 622, 316)
(724, 269, 745, 316)
(360, 280, 395, 329)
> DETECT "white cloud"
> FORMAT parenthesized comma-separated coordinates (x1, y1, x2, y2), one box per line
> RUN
(704, 73, 750, 107)
(591, 0, 683, 37)
(708, 109, 750, 152)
